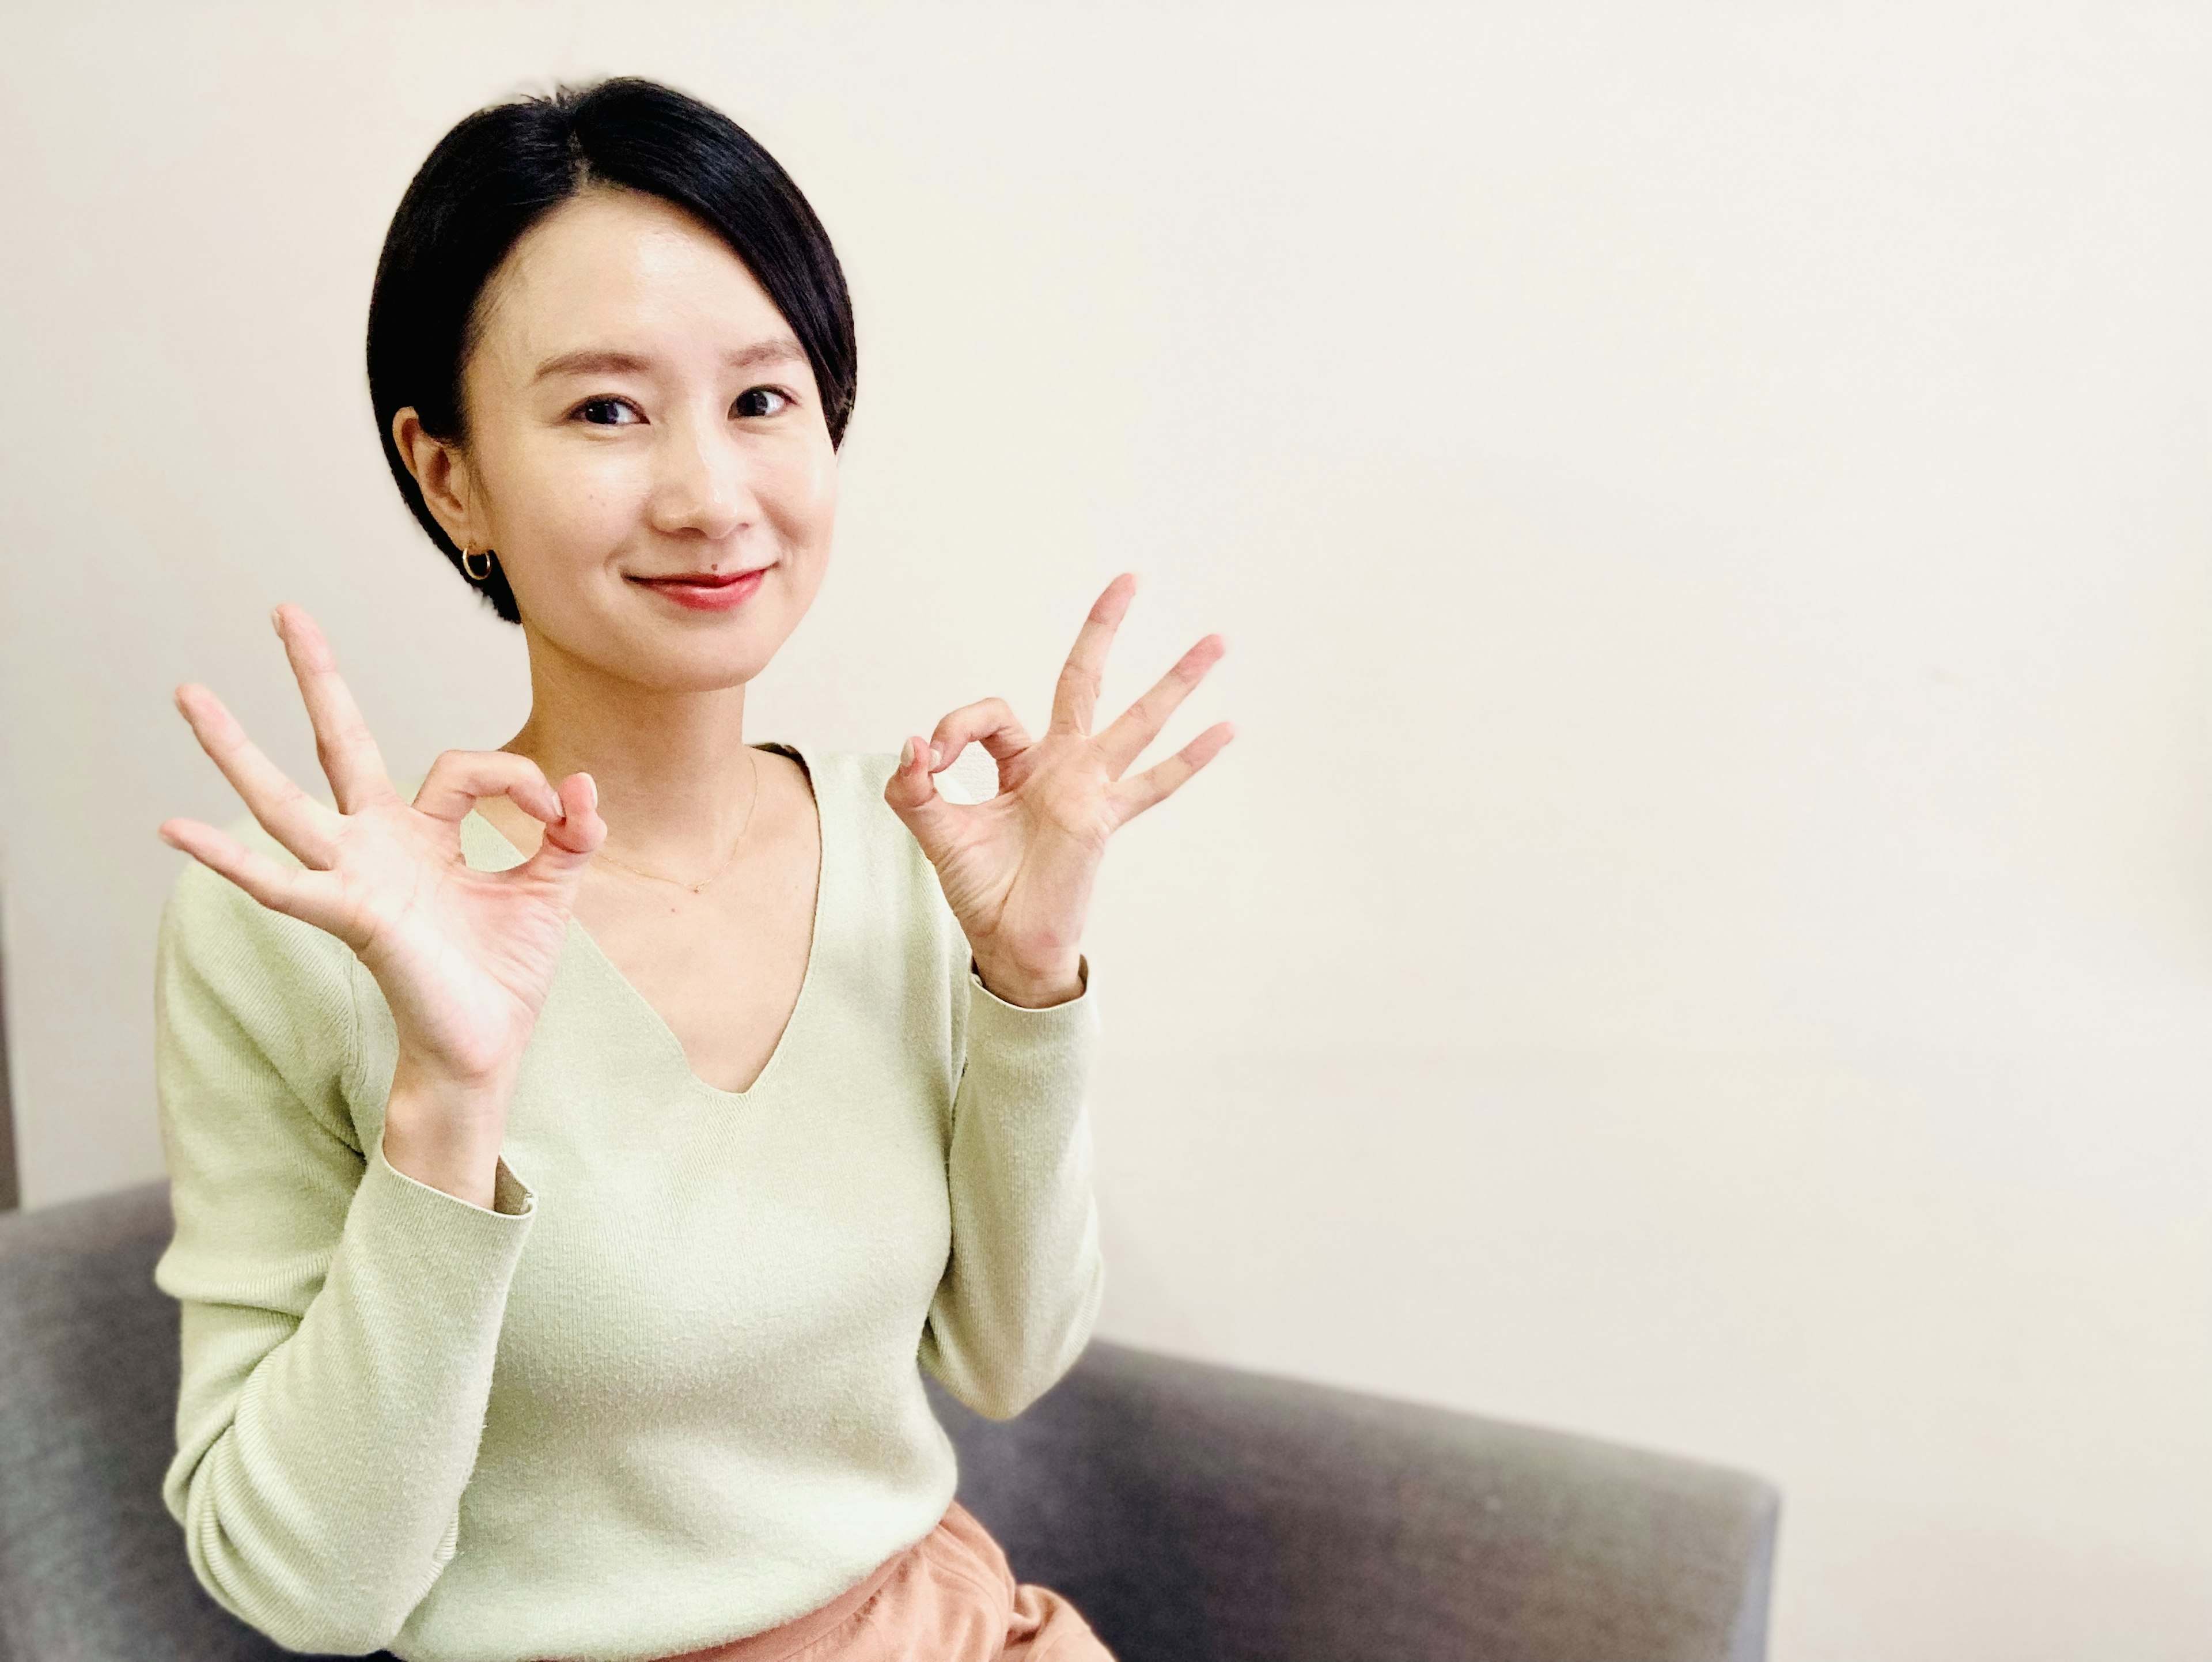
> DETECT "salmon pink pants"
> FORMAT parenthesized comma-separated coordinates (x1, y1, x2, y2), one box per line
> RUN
(662, 1504, 1112, 1662)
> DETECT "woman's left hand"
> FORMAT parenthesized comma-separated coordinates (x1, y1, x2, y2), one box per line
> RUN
(884, 573, 1233, 1008)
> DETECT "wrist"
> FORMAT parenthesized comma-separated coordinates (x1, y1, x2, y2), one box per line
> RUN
(972, 951, 1086, 1009)
(381, 1056, 513, 1209)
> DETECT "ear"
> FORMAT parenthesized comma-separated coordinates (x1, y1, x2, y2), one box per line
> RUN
(391, 407, 476, 550)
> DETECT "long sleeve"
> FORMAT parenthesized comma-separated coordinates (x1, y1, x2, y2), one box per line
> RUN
(153, 853, 535, 1656)
(918, 960, 1105, 1422)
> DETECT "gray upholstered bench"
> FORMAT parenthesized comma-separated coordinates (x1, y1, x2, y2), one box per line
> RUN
(0, 1183, 1777, 1661)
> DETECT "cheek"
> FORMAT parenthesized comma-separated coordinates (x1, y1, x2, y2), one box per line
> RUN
(489, 437, 641, 564)
(773, 440, 840, 551)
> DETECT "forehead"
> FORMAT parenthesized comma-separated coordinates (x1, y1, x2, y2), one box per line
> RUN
(473, 185, 787, 366)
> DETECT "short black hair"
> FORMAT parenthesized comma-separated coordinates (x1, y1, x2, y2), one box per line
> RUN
(366, 77, 857, 623)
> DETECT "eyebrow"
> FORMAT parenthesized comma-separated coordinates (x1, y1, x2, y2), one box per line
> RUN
(531, 338, 808, 381)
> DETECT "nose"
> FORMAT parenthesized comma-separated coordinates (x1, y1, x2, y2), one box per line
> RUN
(646, 410, 752, 549)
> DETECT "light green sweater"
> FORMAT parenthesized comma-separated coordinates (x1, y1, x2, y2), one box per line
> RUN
(152, 746, 1104, 1662)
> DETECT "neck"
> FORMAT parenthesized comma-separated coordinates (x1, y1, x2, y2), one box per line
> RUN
(502, 628, 761, 865)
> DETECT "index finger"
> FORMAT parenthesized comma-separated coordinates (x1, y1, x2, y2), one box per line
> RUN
(273, 604, 397, 815)
(1050, 573, 1138, 735)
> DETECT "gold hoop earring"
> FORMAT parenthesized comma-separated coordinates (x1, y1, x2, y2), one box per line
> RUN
(461, 546, 495, 582)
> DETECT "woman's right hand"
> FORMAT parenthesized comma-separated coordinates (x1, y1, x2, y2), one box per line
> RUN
(160, 605, 605, 1205)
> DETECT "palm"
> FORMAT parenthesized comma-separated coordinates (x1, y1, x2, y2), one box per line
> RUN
(885, 574, 1233, 1002)
(161, 607, 604, 1088)
(309, 805, 581, 1076)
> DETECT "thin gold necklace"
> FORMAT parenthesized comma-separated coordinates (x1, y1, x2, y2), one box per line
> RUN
(593, 749, 762, 895)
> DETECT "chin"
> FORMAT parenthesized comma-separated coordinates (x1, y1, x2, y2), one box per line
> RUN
(643, 616, 796, 691)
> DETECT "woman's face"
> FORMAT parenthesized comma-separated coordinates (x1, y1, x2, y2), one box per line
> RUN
(403, 185, 839, 692)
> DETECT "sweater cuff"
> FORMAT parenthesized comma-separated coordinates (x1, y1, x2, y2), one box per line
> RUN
(968, 953, 1092, 1015)
(363, 1132, 536, 1229)
(964, 956, 1100, 1089)
(297, 1138, 540, 1376)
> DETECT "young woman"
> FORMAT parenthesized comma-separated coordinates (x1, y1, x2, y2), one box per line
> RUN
(151, 77, 1229, 1662)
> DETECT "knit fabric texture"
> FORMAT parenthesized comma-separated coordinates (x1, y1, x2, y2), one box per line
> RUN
(151, 747, 1104, 1662)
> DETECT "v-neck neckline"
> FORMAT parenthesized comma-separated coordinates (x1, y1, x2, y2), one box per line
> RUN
(461, 740, 829, 1105)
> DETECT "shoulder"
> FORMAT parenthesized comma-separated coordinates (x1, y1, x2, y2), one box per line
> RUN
(798, 746, 964, 936)
(161, 814, 330, 953)
(157, 815, 360, 1061)
(797, 747, 990, 827)
(791, 748, 906, 857)
(791, 746, 900, 803)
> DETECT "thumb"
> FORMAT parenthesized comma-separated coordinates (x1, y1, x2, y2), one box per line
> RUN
(883, 736, 961, 853)
(521, 771, 606, 886)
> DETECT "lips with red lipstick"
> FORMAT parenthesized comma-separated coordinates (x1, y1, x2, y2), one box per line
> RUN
(626, 565, 770, 612)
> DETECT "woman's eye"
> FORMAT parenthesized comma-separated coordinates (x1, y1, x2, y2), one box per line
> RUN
(734, 387, 792, 419)
(577, 397, 640, 426)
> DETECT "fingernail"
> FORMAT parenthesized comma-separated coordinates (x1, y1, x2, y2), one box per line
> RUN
(900, 738, 915, 770)
(580, 772, 598, 812)
(270, 606, 284, 635)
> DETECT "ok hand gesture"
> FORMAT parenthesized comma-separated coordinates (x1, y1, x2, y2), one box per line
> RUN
(161, 607, 606, 1201)
(883, 574, 1233, 1007)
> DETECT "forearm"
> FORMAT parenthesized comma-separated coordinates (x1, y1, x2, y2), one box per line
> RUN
(153, 799, 548, 1650)
(166, 1139, 534, 1651)
(924, 962, 1104, 1419)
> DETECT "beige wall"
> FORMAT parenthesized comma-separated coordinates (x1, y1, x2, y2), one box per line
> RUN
(2, 4, 2207, 1658)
